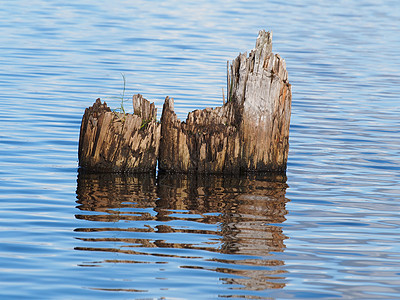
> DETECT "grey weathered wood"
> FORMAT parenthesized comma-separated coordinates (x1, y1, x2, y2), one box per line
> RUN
(159, 30, 291, 173)
(78, 95, 160, 172)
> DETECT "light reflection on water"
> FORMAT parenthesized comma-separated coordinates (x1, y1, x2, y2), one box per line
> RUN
(75, 172, 289, 297)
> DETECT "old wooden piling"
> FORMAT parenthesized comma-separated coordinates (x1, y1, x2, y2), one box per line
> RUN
(78, 94, 160, 172)
(159, 30, 291, 173)
(78, 30, 291, 174)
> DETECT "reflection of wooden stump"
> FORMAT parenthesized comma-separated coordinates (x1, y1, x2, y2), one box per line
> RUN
(75, 172, 289, 289)
(78, 94, 160, 172)
(159, 30, 291, 173)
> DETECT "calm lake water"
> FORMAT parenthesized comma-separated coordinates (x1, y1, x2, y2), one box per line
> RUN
(1, 0, 399, 299)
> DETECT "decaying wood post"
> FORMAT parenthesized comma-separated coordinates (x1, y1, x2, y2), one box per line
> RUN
(159, 30, 291, 173)
(78, 94, 160, 172)
(79, 30, 291, 174)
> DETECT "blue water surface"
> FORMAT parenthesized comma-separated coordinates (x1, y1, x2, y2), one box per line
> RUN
(0, 0, 399, 299)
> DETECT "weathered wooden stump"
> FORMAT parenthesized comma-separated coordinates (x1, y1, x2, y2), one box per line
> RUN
(79, 30, 291, 174)
(159, 30, 291, 173)
(78, 94, 160, 172)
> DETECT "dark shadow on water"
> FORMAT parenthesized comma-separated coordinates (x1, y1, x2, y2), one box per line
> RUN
(75, 171, 290, 295)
